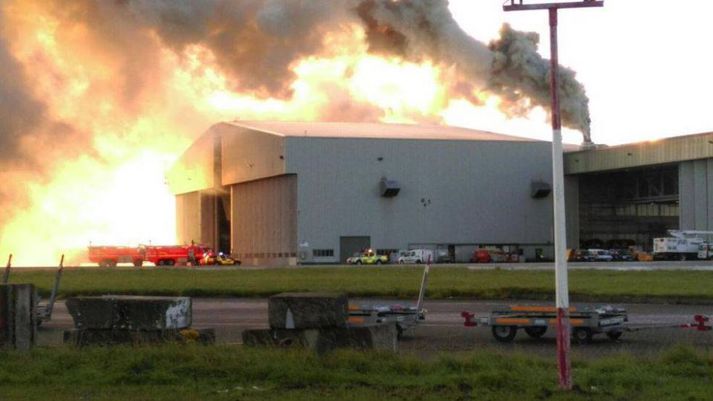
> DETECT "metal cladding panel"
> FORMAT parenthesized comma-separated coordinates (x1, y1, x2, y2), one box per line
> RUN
(231, 175, 297, 261)
(175, 191, 218, 250)
(221, 124, 287, 186)
(166, 130, 218, 195)
(679, 159, 713, 231)
(679, 162, 696, 230)
(564, 175, 580, 249)
(694, 160, 709, 230)
(286, 137, 554, 258)
(565, 132, 713, 175)
(176, 192, 201, 246)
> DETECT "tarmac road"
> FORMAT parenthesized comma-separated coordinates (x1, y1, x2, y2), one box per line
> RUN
(41, 298, 713, 358)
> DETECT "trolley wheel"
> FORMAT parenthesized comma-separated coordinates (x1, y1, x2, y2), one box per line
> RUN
(356, 260, 362, 265)
(524, 326, 547, 338)
(133, 260, 143, 268)
(572, 327, 593, 344)
(376, 260, 382, 265)
(491, 325, 517, 342)
(606, 330, 623, 340)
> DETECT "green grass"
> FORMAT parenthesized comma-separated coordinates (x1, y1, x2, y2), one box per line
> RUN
(1, 345, 712, 400)
(6, 266, 713, 303)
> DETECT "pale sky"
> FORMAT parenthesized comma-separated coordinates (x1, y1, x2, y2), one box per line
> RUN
(447, 0, 713, 146)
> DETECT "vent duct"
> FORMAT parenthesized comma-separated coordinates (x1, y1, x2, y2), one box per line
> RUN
(380, 178, 400, 197)
(531, 181, 552, 199)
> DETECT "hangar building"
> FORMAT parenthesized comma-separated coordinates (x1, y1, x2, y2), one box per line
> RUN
(564, 131, 713, 251)
(167, 121, 558, 265)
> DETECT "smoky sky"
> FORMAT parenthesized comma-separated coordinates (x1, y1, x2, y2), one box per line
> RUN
(0, 0, 593, 169)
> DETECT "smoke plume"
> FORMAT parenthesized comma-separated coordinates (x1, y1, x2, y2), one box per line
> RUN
(0, 0, 593, 264)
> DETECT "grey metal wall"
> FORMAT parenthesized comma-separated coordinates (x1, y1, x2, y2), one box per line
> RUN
(679, 159, 713, 230)
(230, 174, 298, 266)
(564, 175, 580, 249)
(220, 124, 286, 186)
(175, 191, 219, 250)
(286, 137, 554, 263)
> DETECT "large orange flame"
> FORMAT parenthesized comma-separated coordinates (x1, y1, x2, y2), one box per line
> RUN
(0, 2, 565, 266)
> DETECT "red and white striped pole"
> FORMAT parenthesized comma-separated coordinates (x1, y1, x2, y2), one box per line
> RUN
(503, 0, 603, 390)
(548, 7, 572, 390)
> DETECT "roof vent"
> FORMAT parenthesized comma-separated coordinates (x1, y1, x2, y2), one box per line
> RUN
(380, 178, 400, 197)
(531, 181, 551, 199)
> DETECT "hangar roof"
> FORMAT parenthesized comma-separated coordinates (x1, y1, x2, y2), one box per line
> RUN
(564, 131, 713, 174)
(224, 121, 540, 142)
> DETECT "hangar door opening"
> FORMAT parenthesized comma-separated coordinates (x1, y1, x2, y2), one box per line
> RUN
(340, 236, 371, 263)
(578, 165, 678, 250)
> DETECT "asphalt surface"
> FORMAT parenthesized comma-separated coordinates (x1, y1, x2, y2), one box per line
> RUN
(41, 298, 713, 358)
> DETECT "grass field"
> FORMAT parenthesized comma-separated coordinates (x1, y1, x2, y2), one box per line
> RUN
(6, 266, 713, 303)
(1, 344, 712, 400)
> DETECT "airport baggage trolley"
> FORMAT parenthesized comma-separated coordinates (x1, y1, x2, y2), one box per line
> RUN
(348, 265, 429, 338)
(462, 304, 629, 343)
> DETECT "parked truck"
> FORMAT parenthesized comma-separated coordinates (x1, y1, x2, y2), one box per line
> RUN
(88, 246, 145, 267)
(653, 230, 713, 260)
(88, 243, 214, 267)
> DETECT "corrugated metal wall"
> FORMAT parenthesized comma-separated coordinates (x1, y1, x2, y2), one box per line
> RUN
(175, 191, 218, 250)
(679, 159, 713, 230)
(565, 132, 713, 174)
(287, 138, 555, 263)
(230, 174, 297, 266)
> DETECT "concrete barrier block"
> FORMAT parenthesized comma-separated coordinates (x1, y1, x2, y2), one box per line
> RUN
(0, 285, 13, 346)
(242, 323, 398, 353)
(63, 328, 215, 346)
(268, 293, 348, 329)
(66, 295, 191, 330)
(0, 284, 36, 350)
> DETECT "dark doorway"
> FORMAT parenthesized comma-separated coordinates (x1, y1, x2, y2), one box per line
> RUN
(340, 236, 371, 263)
(217, 193, 231, 253)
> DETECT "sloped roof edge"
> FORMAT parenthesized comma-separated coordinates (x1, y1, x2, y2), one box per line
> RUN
(222, 120, 543, 142)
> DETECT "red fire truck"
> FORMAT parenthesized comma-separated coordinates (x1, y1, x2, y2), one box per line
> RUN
(88, 246, 145, 268)
(88, 244, 207, 267)
(141, 244, 206, 266)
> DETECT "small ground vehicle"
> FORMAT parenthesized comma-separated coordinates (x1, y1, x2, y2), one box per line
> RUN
(390, 250, 408, 264)
(200, 250, 240, 265)
(398, 249, 433, 264)
(356, 249, 388, 265)
(698, 242, 713, 260)
(586, 249, 613, 262)
(609, 249, 634, 261)
(470, 248, 509, 263)
(346, 252, 361, 264)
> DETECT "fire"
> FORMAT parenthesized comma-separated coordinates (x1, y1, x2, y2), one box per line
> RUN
(0, 1, 559, 266)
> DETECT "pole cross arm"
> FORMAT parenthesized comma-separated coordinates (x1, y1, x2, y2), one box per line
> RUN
(504, 1, 603, 12)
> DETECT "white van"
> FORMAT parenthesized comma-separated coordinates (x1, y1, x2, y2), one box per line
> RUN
(398, 249, 434, 264)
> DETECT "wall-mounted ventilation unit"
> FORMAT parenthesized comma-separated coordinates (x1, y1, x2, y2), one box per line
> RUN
(380, 178, 400, 197)
(531, 181, 552, 199)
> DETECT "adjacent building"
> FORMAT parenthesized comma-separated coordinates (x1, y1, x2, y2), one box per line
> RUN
(564, 131, 713, 250)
